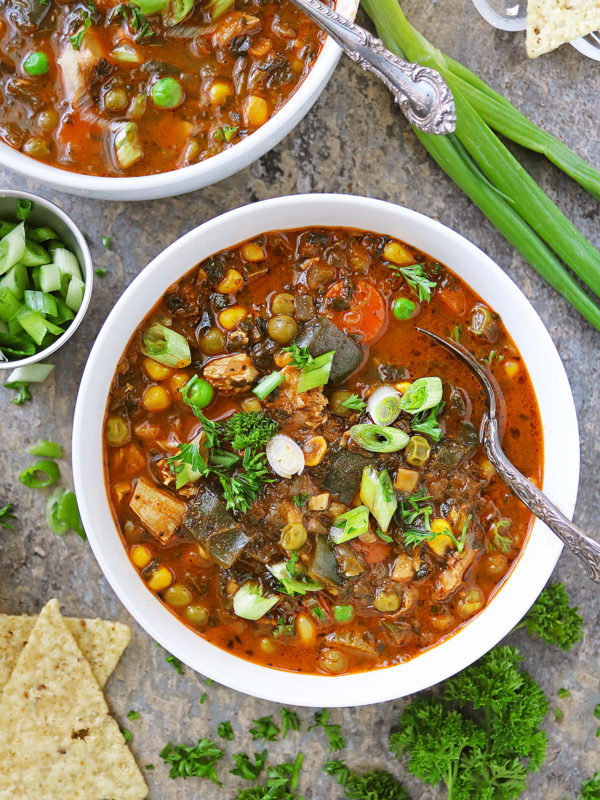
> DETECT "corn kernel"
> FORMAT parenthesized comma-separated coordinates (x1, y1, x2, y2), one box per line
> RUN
(142, 384, 171, 411)
(218, 306, 247, 330)
(296, 613, 316, 644)
(457, 587, 484, 619)
(303, 435, 327, 467)
(503, 359, 521, 379)
(241, 396, 263, 413)
(216, 268, 244, 294)
(243, 94, 269, 127)
(131, 544, 152, 568)
(147, 566, 173, 591)
(479, 458, 496, 480)
(383, 240, 413, 266)
(170, 371, 190, 393)
(260, 637, 276, 654)
(241, 242, 265, 262)
(143, 357, 173, 381)
(208, 80, 233, 106)
(428, 518, 455, 557)
(395, 381, 412, 394)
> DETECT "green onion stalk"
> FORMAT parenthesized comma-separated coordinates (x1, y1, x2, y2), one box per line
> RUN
(361, 0, 600, 332)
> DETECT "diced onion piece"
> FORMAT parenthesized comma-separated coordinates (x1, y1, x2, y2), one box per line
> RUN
(330, 505, 369, 544)
(233, 582, 279, 620)
(114, 121, 144, 169)
(266, 434, 304, 479)
(4, 363, 54, 387)
(110, 44, 142, 64)
(142, 323, 191, 368)
(65, 276, 85, 312)
(296, 350, 335, 393)
(253, 371, 284, 400)
(399, 377, 443, 414)
(367, 385, 401, 425)
(350, 424, 409, 453)
(360, 466, 397, 533)
(0, 222, 26, 276)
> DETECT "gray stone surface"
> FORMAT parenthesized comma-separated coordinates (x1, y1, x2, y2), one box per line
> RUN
(0, 1, 599, 797)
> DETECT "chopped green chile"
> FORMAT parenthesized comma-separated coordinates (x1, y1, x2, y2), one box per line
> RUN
(104, 226, 543, 675)
(19, 459, 60, 488)
(142, 323, 191, 368)
(28, 439, 63, 458)
(350, 424, 410, 453)
(399, 377, 443, 414)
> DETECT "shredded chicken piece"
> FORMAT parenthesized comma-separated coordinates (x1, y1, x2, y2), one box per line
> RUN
(433, 546, 478, 600)
(212, 11, 261, 48)
(154, 458, 197, 498)
(203, 353, 258, 394)
(57, 30, 105, 120)
(266, 365, 328, 429)
(130, 477, 186, 544)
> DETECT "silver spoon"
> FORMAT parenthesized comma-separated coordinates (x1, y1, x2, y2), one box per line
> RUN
(288, 0, 456, 135)
(418, 327, 600, 583)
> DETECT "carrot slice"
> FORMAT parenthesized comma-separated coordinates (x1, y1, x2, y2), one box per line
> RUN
(352, 538, 390, 564)
(324, 279, 386, 344)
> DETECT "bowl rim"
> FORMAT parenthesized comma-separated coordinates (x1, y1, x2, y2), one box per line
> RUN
(73, 193, 580, 707)
(0, 0, 359, 200)
(0, 189, 93, 371)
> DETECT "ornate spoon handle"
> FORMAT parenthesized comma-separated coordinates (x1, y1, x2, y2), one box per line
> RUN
(484, 418, 600, 583)
(289, 0, 456, 135)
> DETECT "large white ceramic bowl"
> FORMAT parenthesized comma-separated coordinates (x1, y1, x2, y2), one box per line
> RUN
(73, 194, 580, 707)
(0, 1, 358, 202)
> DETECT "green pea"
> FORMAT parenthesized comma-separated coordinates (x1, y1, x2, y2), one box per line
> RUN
(392, 297, 416, 320)
(24, 51, 49, 76)
(187, 378, 214, 409)
(152, 77, 183, 109)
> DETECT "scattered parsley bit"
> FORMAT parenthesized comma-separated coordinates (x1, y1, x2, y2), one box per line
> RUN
(489, 518, 512, 552)
(0, 503, 16, 530)
(220, 411, 278, 451)
(249, 715, 280, 742)
(70, 11, 92, 49)
(126, 710, 140, 721)
(553, 707, 564, 722)
(218, 721, 234, 741)
(122, 727, 132, 742)
(581, 772, 600, 800)
(342, 394, 366, 412)
(308, 709, 345, 753)
(451, 324, 461, 342)
(312, 607, 325, 620)
(390, 646, 548, 799)
(101, 235, 111, 249)
(200, 692, 208, 704)
(160, 738, 225, 784)
(280, 707, 300, 738)
(388, 262, 437, 303)
(206, 678, 214, 686)
(411, 400, 445, 442)
(230, 750, 267, 780)
(273, 617, 294, 638)
(292, 491, 310, 508)
(5, 382, 31, 405)
(594, 703, 600, 720)
(145, 764, 155, 770)
(214, 447, 273, 514)
(111, 2, 154, 41)
(94, 268, 108, 278)
(557, 688, 570, 699)
(515, 583, 584, 651)
(236, 754, 304, 800)
(282, 343, 315, 370)
(214, 124, 239, 143)
(375, 527, 393, 543)
(164, 653, 183, 674)
(324, 759, 409, 800)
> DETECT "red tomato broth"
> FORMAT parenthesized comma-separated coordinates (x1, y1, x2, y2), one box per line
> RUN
(104, 226, 543, 675)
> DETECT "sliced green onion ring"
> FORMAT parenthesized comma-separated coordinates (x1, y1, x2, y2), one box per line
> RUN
(233, 582, 279, 620)
(367, 385, 402, 425)
(296, 350, 335, 393)
(399, 376, 443, 414)
(19, 459, 60, 489)
(330, 505, 370, 544)
(350, 424, 410, 453)
(360, 466, 397, 533)
(253, 371, 284, 400)
(28, 439, 63, 458)
(46, 488, 69, 534)
(142, 323, 191, 368)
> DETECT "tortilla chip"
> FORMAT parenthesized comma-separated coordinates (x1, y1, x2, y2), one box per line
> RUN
(527, 0, 600, 57)
(0, 599, 148, 800)
(0, 611, 130, 692)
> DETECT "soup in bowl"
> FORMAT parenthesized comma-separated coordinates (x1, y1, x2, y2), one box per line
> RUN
(73, 195, 579, 705)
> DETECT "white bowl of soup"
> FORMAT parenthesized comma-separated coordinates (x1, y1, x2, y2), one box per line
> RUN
(0, 0, 358, 200)
(72, 193, 579, 706)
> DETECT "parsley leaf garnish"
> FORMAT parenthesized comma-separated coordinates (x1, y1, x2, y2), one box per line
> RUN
(94, 268, 108, 278)
(164, 652, 183, 674)
(220, 411, 278, 450)
(324, 759, 409, 799)
(126, 709, 140, 721)
(249, 715, 280, 742)
(236, 754, 304, 800)
(514, 582, 584, 651)
(342, 394, 366, 412)
(273, 617, 294, 638)
(411, 400, 445, 442)
(230, 750, 267, 780)
(101, 235, 111, 249)
(282, 343, 315, 370)
(70, 11, 92, 50)
(292, 491, 310, 508)
(214, 124, 239, 143)
(5, 381, 31, 405)
(388, 262, 437, 302)
(581, 772, 600, 800)
(280, 707, 300, 738)
(0, 503, 16, 530)
(217, 721, 234, 741)
(122, 727, 132, 741)
(160, 738, 225, 783)
(308, 709, 345, 752)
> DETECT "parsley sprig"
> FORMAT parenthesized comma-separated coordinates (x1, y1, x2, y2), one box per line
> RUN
(230, 750, 267, 780)
(70, 10, 91, 50)
(387, 262, 437, 302)
(514, 582, 584, 651)
(411, 400, 445, 442)
(280, 708, 300, 738)
(308, 709, 345, 752)
(282, 343, 315, 370)
(235, 754, 304, 800)
(249, 715, 281, 743)
(324, 760, 409, 799)
(342, 394, 366, 412)
(0, 503, 16, 530)
(160, 738, 225, 784)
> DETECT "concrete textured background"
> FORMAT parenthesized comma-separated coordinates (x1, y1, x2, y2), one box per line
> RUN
(0, 1, 598, 797)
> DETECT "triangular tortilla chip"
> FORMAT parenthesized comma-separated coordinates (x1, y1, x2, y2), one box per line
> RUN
(527, 0, 600, 57)
(0, 600, 147, 800)
(0, 611, 130, 691)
